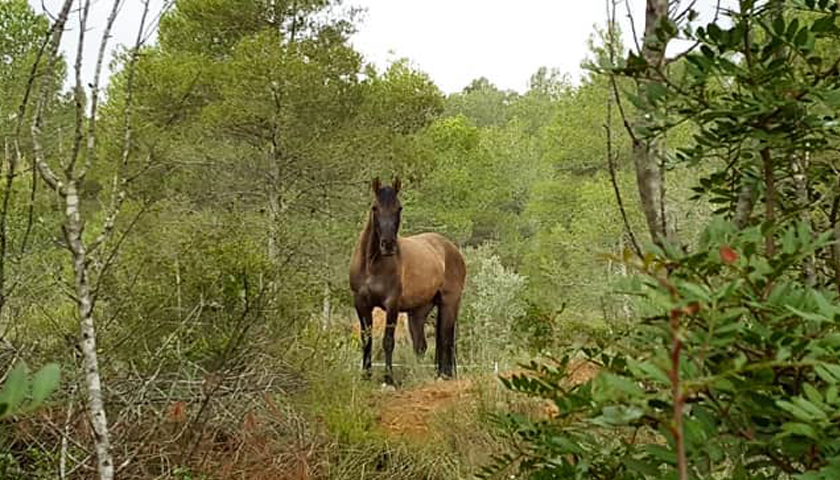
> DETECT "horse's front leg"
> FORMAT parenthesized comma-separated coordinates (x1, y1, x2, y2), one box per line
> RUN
(382, 302, 399, 386)
(355, 299, 373, 379)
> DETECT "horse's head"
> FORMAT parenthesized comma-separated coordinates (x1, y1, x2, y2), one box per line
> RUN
(371, 176, 402, 256)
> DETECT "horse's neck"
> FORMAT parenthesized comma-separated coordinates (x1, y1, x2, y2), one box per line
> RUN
(356, 213, 378, 272)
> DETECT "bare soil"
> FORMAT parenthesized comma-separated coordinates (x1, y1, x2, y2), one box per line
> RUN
(374, 359, 601, 440)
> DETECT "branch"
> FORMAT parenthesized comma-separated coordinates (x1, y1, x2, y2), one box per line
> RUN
(624, 0, 643, 54)
(666, 0, 722, 66)
(605, 0, 642, 258)
(88, 0, 150, 256)
(761, 147, 776, 256)
(669, 310, 687, 480)
(78, 0, 124, 180)
(67, 0, 92, 176)
(31, 0, 74, 193)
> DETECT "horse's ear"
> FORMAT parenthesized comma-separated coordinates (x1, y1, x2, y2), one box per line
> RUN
(393, 176, 401, 194)
(371, 177, 381, 194)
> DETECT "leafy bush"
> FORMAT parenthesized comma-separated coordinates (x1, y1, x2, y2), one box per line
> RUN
(485, 3, 840, 479)
(485, 219, 840, 479)
(460, 245, 528, 364)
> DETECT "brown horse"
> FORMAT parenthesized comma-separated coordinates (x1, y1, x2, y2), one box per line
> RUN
(349, 177, 466, 384)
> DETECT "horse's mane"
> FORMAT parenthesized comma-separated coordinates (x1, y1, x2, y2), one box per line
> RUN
(353, 211, 381, 273)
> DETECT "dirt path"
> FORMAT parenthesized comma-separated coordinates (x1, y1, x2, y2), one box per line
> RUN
(374, 359, 601, 440)
(375, 378, 474, 439)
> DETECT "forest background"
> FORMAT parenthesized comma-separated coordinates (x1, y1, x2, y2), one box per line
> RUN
(4, 1, 840, 479)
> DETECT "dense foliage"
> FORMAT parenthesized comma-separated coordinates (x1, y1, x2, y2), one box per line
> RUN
(485, 1, 840, 479)
(3, 0, 837, 479)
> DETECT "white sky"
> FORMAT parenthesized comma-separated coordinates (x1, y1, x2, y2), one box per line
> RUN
(28, 0, 735, 94)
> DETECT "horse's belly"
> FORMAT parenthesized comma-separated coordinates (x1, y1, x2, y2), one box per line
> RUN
(399, 282, 441, 311)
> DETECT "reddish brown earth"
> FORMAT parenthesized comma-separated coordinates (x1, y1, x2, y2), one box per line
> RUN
(376, 378, 474, 439)
(374, 359, 601, 439)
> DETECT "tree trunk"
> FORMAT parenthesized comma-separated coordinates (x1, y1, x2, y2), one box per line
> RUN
(633, 0, 670, 245)
(64, 181, 114, 480)
(792, 154, 815, 285)
(761, 148, 776, 256)
(322, 281, 331, 330)
(268, 139, 281, 264)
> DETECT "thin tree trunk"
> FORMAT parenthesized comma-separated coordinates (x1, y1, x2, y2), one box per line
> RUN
(734, 182, 755, 229)
(0, 136, 13, 319)
(66, 181, 114, 479)
(830, 179, 840, 294)
(792, 154, 815, 285)
(322, 281, 331, 329)
(59, 382, 78, 480)
(605, 0, 642, 258)
(633, 0, 670, 245)
(267, 139, 281, 264)
(28, 1, 147, 478)
(761, 148, 776, 256)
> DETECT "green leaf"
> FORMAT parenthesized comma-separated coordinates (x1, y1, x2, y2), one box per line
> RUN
(646, 82, 668, 104)
(815, 364, 840, 383)
(802, 384, 823, 406)
(827, 385, 837, 404)
(624, 457, 661, 476)
(793, 397, 828, 420)
(786, 305, 829, 324)
(777, 399, 816, 421)
(593, 405, 644, 426)
(646, 444, 677, 464)
(29, 363, 60, 408)
(773, 16, 787, 35)
(0, 363, 28, 419)
(679, 281, 711, 302)
(781, 422, 819, 440)
(596, 372, 645, 399)
(628, 358, 670, 385)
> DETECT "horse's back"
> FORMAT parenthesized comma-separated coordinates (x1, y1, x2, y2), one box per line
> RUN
(403, 233, 466, 296)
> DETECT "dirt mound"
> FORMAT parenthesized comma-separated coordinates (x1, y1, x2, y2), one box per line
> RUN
(376, 378, 473, 439)
(375, 359, 601, 439)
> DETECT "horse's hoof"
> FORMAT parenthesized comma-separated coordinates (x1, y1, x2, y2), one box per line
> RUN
(380, 382, 396, 391)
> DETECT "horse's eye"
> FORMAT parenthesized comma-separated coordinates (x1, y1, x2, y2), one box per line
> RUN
(371, 206, 378, 212)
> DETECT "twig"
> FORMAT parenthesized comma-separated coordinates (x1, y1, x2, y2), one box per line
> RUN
(605, 0, 642, 258)
(624, 0, 643, 54)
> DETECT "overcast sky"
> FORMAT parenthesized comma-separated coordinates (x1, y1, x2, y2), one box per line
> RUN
(28, 0, 736, 94)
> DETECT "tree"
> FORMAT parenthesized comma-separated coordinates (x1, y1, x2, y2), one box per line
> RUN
(27, 1, 150, 478)
(486, 3, 840, 479)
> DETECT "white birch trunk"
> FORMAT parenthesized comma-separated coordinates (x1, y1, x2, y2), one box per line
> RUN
(64, 181, 114, 480)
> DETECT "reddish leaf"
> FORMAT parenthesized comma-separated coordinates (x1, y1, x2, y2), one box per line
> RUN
(719, 246, 738, 264)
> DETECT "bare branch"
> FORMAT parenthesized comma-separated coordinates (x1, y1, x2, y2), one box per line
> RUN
(605, 0, 642, 258)
(31, 0, 74, 193)
(67, 0, 91, 176)
(624, 0, 643, 54)
(79, 0, 124, 179)
(89, 0, 150, 256)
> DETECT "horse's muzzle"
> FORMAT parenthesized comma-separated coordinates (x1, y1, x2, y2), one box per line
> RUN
(380, 239, 396, 256)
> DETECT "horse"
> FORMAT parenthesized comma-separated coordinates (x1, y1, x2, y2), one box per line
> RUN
(349, 177, 466, 385)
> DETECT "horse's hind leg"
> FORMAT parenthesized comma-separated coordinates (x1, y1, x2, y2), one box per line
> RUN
(408, 303, 434, 357)
(355, 299, 373, 379)
(437, 294, 461, 379)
